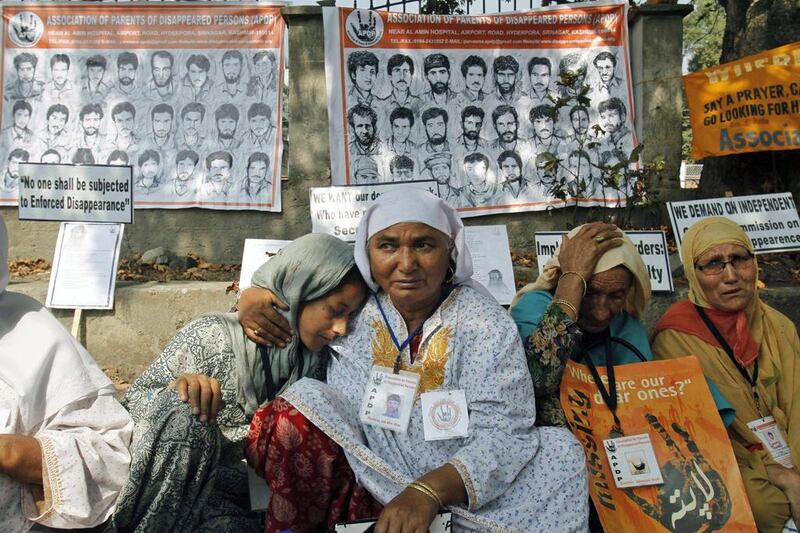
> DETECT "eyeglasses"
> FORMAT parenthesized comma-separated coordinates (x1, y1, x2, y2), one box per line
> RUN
(694, 253, 754, 275)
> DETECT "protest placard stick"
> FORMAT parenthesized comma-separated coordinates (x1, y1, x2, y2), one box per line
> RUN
(71, 308, 82, 339)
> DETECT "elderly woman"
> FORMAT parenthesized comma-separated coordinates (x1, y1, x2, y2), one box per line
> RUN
(652, 217, 799, 532)
(0, 218, 132, 532)
(239, 189, 588, 532)
(107, 234, 367, 532)
(511, 223, 733, 429)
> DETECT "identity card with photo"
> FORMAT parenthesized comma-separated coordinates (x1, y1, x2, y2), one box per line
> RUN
(747, 416, 794, 468)
(360, 366, 419, 433)
(603, 433, 664, 489)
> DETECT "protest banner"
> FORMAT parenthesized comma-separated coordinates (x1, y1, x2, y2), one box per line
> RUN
(667, 192, 800, 257)
(310, 180, 436, 241)
(46, 221, 123, 309)
(683, 41, 800, 160)
(18, 162, 133, 223)
(534, 230, 674, 292)
(463, 225, 516, 304)
(561, 356, 756, 532)
(238, 238, 290, 290)
(323, 2, 638, 217)
(1, 3, 284, 211)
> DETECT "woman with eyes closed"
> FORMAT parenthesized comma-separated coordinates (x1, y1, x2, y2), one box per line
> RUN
(652, 217, 799, 532)
(107, 234, 367, 533)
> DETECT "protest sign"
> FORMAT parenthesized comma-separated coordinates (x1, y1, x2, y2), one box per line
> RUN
(46, 221, 123, 309)
(238, 238, 290, 290)
(561, 356, 756, 532)
(310, 181, 436, 241)
(534, 230, 673, 292)
(684, 41, 800, 160)
(1, 3, 284, 211)
(18, 162, 133, 223)
(667, 193, 800, 257)
(463, 225, 516, 304)
(323, 2, 637, 217)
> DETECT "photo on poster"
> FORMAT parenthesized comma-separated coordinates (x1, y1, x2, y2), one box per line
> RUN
(46, 221, 124, 309)
(464, 225, 516, 304)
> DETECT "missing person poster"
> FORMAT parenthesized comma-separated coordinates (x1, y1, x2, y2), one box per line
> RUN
(561, 356, 756, 532)
(1, 3, 284, 211)
(323, 2, 637, 218)
(684, 41, 800, 161)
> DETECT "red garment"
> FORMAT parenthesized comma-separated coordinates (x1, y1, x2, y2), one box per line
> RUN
(653, 299, 759, 366)
(245, 397, 382, 533)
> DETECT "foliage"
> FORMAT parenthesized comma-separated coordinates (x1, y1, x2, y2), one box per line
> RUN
(535, 70, 664, 229)
(420, 0, 466, 14)
(681, 0, 725, 161)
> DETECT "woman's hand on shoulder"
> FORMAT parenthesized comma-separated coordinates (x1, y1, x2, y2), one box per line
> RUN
(558, 222, 624, 280)
(238, 287, 293, 347)
(375, 487, 439, 533)
(170, 373, 225, 423)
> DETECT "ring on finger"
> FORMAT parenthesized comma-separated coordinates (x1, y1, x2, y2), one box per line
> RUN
(595, 235, 605, 243)
(253, 327, 261, 337)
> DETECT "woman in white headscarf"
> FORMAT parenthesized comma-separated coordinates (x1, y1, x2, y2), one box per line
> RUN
(0, 217, 133, 533)
(239, 189, 588, 533)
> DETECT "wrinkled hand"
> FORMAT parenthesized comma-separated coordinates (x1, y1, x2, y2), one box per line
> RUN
(170, 373, 224, 423)
(375, 487, 439, 533)
(558, 222, 624, 280)
(238, 287, 293, 347)
(766, 464, 800, 525)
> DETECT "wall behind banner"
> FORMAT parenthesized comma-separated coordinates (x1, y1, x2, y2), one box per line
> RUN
(1, 4, 691, 263)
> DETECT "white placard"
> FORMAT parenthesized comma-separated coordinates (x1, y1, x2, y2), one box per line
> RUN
(46, 222, 124, 310)
(335, 511, 452, 532)
(464, 225, 516, 305)
(534, 230, 674, 292)
(667, 193, 800, 257)
(310, 181, 437, 241)
(18, 163, 133, 224)
(238, 239, 291, 290)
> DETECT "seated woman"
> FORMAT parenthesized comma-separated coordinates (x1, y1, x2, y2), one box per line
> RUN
(240, 189, 589, 532)
(509, 222, 654, 427)
(106, 234, 367, 532)
(652, 217, 799, 532)
(0, 218, 133, 532)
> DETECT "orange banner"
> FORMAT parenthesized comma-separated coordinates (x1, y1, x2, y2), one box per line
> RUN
(560, 356, 756, 532)
(684, 41, 800, 160)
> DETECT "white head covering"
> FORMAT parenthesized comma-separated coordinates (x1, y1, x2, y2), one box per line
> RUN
(354, 189, 484, 294)
(510, 225, 651, 318)
(0, 217, 113, 430)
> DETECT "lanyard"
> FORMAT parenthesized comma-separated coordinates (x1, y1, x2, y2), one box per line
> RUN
(694, 305, 762, 413)
(259, 344, 302, 401)
(581, 335, 624, 435)
(374, 289, 450, 374)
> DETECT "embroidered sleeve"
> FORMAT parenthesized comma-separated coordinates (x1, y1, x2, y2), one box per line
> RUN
(525, 303, 581, 427)
(23, 393, 133, 529)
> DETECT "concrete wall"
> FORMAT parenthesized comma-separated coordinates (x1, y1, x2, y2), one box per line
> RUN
(1, 6, 691, 264)
(10, 278, 800, 385)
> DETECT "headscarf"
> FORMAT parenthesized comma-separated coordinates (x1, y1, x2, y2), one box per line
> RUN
(226, 233, 357, 415)
(0, 217, 114, 430)
(510, 225, 651, 318)
(655, 217, 760, 366)
(354, 188, 487, 295)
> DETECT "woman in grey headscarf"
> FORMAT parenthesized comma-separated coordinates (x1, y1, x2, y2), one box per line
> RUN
(107, 233, 368, 533)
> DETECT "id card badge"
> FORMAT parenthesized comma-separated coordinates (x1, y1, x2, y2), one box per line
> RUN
(747, 416, 794, 468)
(421, 390, 469, 441)
(0, 408, 10, 429)
(603, 433, 664, 489)
(360, 366, 420, 433)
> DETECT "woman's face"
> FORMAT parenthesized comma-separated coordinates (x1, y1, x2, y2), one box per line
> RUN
(578, 266, 633, 333)
(297, 279, 367, 353)
(694, 243, 755, 313)
(368, 222, 451, 314)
